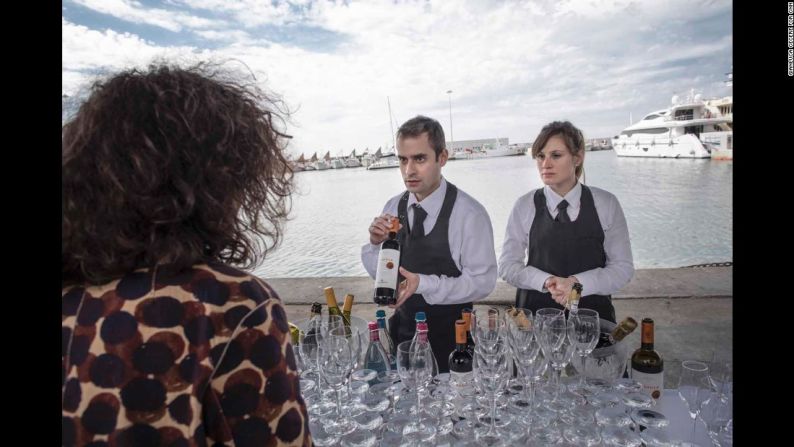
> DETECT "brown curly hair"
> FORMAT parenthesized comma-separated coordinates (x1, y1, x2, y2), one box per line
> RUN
(62, 62, 294, 285)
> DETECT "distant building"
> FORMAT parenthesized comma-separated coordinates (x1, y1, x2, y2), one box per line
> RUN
(446, 137, 509, 151)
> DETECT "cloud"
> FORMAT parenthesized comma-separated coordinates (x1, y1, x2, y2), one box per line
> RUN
(62, 0, 732, 151)
(62, 18, 211, 95)
(70, 0, 223, 32)
(172, 0, 303, 27)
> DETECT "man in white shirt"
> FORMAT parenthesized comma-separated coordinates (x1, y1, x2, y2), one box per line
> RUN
(361, 115, 497, 372)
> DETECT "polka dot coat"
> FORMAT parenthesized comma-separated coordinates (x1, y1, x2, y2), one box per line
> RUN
(62, 262, 313, 446)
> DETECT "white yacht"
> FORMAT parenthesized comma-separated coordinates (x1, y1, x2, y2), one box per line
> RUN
(480, 140, 526, 157)
(345, 149, 361, 168)
(701, 96, 733, 160)
(366, 154, 400, 170)
(612, 91, 732, 159)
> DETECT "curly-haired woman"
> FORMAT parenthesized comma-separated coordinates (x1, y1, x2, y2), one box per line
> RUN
(62, 62, 312, 446)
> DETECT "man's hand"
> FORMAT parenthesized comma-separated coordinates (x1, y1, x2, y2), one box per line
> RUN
(369, 213, 400, 245)
(389, 267, 419, 309)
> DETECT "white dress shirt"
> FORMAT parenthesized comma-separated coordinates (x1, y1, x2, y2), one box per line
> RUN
(361, 177, 497, 305)
(498, 182, 634, 296)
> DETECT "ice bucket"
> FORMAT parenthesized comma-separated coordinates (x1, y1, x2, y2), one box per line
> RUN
(572, 318, 631, 381)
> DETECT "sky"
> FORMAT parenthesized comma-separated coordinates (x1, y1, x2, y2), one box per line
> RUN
(62, 0, 733, 157)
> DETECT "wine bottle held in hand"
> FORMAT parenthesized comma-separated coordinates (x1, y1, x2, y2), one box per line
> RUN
(373, 217, 401, 306)
(630, 318, 664, 400)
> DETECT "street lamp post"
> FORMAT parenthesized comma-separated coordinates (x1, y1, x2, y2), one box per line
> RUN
(446, 90, 454, 150)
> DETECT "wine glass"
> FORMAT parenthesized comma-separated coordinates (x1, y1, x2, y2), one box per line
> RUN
(318, 329, 356, 436)
(700, 393, 731, 446)
(677, 360, 714, 443)
(537, 309, 575, 410)
(473, 339, 511, 446)
(505, 309, 542, 415)
(709, 350, 733, 402)
(297, 317, 335, 417)
(470, 307, 506, 352)
(328, 325, 368, 412)
(396, 340, 436, 442)
(567, 309, 600, 396)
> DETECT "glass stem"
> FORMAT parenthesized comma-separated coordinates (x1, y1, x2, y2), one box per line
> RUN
(316, 368, 324, 399)
(692, 415, 697, 442)
(489, 392, 498, 434)
(554, 367, 563, 401)
(527, 378, 535, 436)
(579, 355, 587, 388)
(336, 387, 343, 418)
(415, 385, 423, 426)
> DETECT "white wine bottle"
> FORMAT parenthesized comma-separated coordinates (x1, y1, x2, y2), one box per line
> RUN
(324, 287, 349, 327)
(630, 318, 664, 400)
(342, 293, 355, 333)
(373, 217, 401, 306)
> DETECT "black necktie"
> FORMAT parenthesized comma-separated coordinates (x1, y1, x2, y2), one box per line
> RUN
(411, 204, 427, 238)
(556, 200, 571, 223)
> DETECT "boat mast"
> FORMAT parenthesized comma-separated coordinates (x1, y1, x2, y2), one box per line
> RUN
(387, 96, 396, 151)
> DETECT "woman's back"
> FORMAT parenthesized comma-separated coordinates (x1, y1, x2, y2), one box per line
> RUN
(62, 261, 311, 446)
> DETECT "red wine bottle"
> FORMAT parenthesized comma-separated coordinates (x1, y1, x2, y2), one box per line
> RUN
(374, 217, 401, 306)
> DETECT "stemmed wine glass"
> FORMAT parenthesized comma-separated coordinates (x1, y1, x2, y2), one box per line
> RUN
(470, 307, 506, 352)
(318, 327, 356, 436)
(567, 309, 600, 396)
(397, 340, 436, 443)
(536, 308, 576, 410)
(298, 315, 343, 416)
(677, 360, 714, 443)
(473, 338, 511, 446)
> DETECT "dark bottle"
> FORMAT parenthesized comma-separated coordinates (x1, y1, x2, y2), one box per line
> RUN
(595, 332, 615, 349)
(595, 316, 637, 349)
(611, 317, 638, 342)
(461, 308, 475, 356)
(303, 302, 323, 346)
(448, 320, 473, 393)
(374, 217, 401, 306)
(630, 318, 664, 400)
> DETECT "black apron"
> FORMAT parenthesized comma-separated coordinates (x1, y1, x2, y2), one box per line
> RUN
(388, 182, 471, 373)
(514, 185, 616, 323)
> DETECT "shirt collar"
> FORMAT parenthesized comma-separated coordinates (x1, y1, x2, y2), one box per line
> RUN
(407, 177, 446, 219)
(543, 181, 582, 212)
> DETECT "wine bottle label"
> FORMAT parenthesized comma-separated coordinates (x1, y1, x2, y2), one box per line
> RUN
(630, 369, 664, 399)
(375, 248, 400, 288)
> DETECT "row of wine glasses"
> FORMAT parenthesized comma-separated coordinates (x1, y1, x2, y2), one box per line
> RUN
(677, 355, 733, 446)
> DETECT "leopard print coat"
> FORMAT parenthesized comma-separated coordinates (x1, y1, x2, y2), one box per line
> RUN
(62, 262, 313, 446)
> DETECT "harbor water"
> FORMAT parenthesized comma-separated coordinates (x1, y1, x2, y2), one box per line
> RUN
(255, 151, 732, 278)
